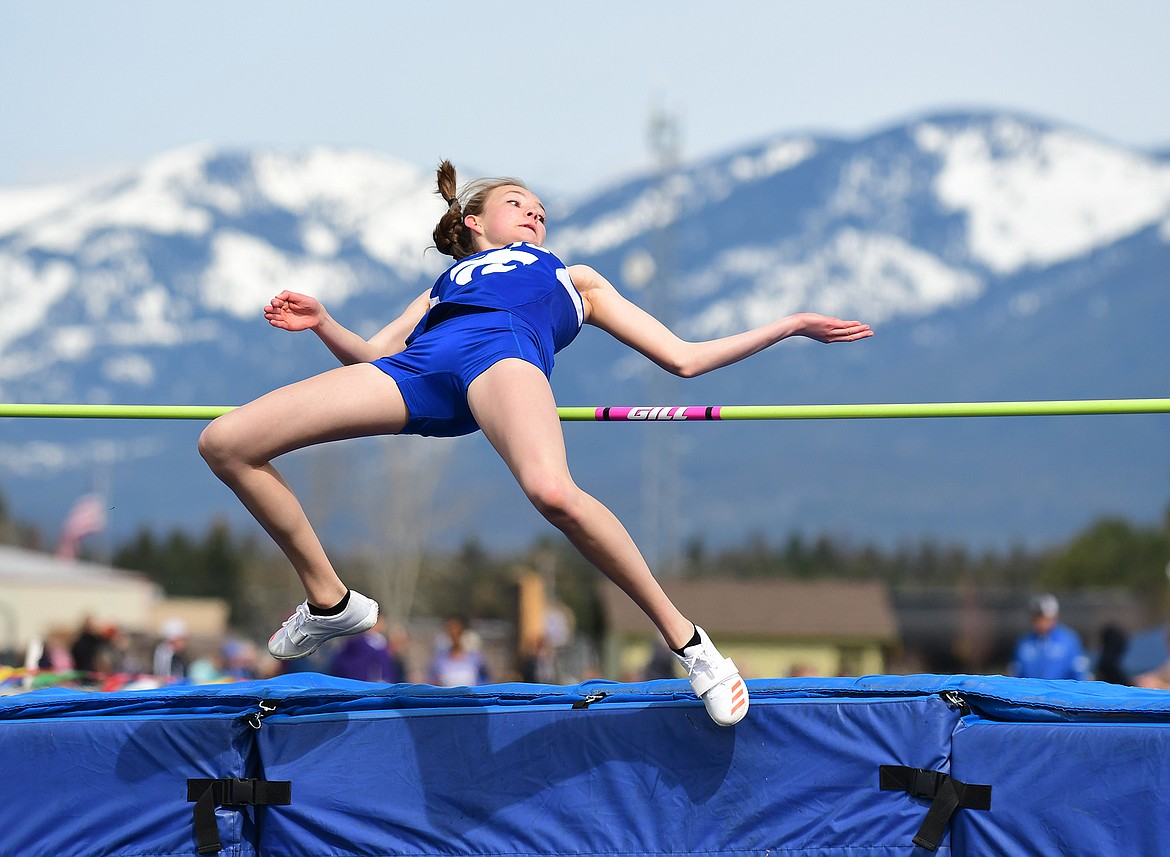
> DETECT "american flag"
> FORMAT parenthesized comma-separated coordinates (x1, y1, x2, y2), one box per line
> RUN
(55, 493, 108, 560)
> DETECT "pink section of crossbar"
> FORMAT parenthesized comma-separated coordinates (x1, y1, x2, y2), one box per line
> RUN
(592, 406, 722, 421)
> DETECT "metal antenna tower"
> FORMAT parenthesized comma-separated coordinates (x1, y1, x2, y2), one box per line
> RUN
(641, 108, 682, 574)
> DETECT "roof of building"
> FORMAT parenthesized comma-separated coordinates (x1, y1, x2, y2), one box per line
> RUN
(599, 578, 899, 642)
(0, 543, 154, 589)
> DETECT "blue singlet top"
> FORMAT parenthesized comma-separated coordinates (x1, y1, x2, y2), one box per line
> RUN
(407, 242, 584, 362)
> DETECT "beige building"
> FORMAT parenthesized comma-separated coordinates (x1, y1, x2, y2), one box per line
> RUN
(599, 578, 899, 680)
(0, 545, 227, 657)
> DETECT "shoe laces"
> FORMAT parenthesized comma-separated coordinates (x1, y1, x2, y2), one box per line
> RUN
(278, 603, 313, 637)
(679, 644, 717, 678)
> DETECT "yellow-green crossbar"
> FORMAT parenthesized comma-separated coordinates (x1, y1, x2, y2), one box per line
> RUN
(0, 399, 1167, 422)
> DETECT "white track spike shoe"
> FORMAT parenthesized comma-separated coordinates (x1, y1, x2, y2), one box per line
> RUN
(676, 626, 749, 726)
(267, 590, 379, 660)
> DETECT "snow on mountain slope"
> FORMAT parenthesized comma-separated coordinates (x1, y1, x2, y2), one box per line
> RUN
(0, 172, 118, 236)
(551, 136, 820, 258)
(914, 116, 1170, 273)
(250, 148, 441, 276)
(0, 147, 447, 391)
(202, 229, 361, 316)
(5, 113, 1166, 377)
(1, 146, 218, 252)
(557, 114, 1170, 341)
(686, 228, 983, 336)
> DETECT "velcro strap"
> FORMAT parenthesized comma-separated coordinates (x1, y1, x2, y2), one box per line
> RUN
(187, 778, 292, 854)
(880, 765, 991, 852)
(688, 656, 739, 697)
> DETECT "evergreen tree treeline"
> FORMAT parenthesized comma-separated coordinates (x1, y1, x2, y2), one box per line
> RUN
(110, 503, 1170, 633)
(1, 486, 1167, 635)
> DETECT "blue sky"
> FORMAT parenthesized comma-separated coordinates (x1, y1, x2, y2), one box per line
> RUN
(2, 1, 1167, 197)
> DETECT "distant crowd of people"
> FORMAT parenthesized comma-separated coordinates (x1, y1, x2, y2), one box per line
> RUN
(293, 613, 495, 687)
(18, 595, 1170, 692)
(30, 614, 263, 688)
(22, 611, 509, 690)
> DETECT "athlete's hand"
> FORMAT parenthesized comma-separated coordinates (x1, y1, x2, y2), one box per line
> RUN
(265, 291, 324, 332)
(792, 313, 873, 343)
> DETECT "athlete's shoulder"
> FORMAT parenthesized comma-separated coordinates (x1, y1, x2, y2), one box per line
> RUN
(565, 261, 598, 275)
(564, 263, 611, 294)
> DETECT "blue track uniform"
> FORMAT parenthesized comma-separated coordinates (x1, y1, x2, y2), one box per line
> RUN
(1010, 623, 1091, 680)
(373, 243, 583, 437)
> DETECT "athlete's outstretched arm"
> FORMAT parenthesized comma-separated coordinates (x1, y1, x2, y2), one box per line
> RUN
(571, 265, 872, 378)
(265, 289, 432, 364)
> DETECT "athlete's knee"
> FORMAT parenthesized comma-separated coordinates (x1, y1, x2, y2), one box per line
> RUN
(198, 416, 246, 475)
(524, 474, 583, 525)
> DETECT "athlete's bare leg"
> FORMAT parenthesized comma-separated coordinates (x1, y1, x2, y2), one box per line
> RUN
(199, 363, 410, 607)
(467, 358, 695, 650)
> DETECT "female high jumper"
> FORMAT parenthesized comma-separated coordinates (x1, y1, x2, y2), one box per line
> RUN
(198, 160, 873, 726)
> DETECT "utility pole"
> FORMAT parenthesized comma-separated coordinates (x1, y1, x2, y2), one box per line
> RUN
(641, 108, 682, 575)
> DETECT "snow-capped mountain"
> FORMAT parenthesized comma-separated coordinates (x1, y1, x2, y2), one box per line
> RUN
(1, 111, 1167, 556)
(0, 145, 444, 388)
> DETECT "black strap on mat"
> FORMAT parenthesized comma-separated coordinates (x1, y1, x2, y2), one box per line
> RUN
(186, 778, 291, 854)
(880, 765, 991, 852)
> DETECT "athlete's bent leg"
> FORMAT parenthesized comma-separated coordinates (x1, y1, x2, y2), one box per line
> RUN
(467, 359, 695, 650)
(199, 363, 410, 607)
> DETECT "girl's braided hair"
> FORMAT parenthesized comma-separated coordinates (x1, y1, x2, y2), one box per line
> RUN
(432, 159, 530, 260)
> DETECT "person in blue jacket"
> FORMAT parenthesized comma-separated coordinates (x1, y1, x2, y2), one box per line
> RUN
(198, 160, 873, 726)
(1010, 593, 1090, 680)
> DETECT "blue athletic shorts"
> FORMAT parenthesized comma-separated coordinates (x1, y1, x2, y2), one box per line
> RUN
(371, 308, 553, 438)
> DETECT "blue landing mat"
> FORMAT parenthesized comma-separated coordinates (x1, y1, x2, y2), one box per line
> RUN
(3, 674, 1169, 856)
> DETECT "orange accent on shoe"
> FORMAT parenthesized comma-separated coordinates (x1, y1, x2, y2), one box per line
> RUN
(729, 681, 748, 714)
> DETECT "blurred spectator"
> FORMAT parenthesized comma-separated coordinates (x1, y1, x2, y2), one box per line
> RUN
(642, 639, 678, 681)
(91, 623, 137, 674)
(37, 627, 75, 672)
(1094, 624, 1131, 685)
(429, 615, 490, 687)
(387, 625, 414, 682)
(1133, 627, 1170, 689)
(520, 634, 558, 684)
(329, 617, 403, 683)
(272, 645, 329, 676)
(1010, 594, 1090, 680)
(221, 639, 260, 680)
(152, 618, 190, 679)
(70, 616, 109, 673)
(188, 650, 227, 684)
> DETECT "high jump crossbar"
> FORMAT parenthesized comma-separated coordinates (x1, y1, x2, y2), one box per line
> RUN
(0, 399, 1167, 422)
